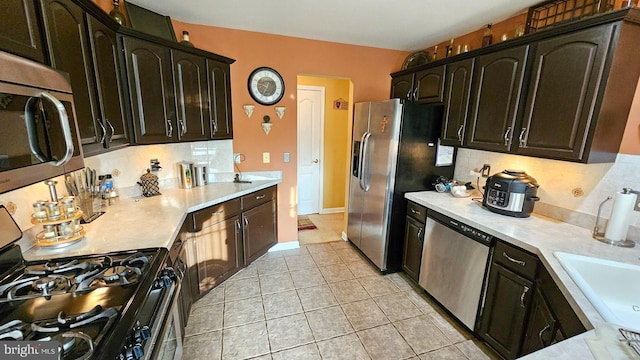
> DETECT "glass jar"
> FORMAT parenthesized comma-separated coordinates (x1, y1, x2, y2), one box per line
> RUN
(42, 224, 58, 241)
(71, 218, 82, 233)
(32, 200, 48, 221)
(60, 196, 77, 218)
(45, 201, 61, 220)
(57, 221, 74, 239)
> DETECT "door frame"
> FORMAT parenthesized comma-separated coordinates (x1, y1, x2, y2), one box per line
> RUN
(297, 85, 325, 215)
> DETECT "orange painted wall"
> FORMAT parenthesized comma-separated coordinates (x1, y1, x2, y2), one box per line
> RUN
(170, 21, 408, 242)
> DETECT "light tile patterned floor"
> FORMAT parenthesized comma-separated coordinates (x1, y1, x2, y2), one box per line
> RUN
(183, 215, 499, 360)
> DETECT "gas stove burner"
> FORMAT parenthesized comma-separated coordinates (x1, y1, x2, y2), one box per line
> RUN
(122, 252, 149, 268)
(0, 320, 25, 340)
(51, 333, 76, 353)
(25, 258, 102, 276)
(102, 266, 138, 284)
(7, 275, 71, 300)
(32, 307, 118, 333)
(37, 331, 94, 360)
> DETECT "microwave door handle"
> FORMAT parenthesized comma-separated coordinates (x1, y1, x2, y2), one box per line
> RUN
(40, 92, 74, 166)
(24, 96, 49, 163)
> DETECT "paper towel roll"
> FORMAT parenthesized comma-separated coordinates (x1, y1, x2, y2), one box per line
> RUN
(605, 190, 638, 241)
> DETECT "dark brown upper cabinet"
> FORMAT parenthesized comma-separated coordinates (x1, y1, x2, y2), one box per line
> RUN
(516, 24, 617, 162)
(171, 50, 210, 142)
(122, 36, 177, 144)
(85, 14, 128, 156)
(390, 73, 414, 100)
(207, 59, 233, 139)
(441, 58, 474, 146)
(40, 0, 98, 148)
(390, 66, 445, 103)
(0, 0, 45, 62)
(465, 46, 529, 153)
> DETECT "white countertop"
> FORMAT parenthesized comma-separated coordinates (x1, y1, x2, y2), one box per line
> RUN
(405, 191, 640, 359)
(21, 180, 280, 261)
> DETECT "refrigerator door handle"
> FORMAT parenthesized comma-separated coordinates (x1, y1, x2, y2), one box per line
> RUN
(359, 132, 372, 191)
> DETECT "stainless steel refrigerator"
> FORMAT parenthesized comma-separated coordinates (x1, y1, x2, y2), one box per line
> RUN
(347, 99, 455, 272)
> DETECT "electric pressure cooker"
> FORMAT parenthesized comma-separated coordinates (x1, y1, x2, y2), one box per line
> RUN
(483, 169, 540, 218)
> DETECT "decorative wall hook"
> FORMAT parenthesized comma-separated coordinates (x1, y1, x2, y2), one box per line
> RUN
(243, 104, 255, 118)
(274, 106, 286, 119)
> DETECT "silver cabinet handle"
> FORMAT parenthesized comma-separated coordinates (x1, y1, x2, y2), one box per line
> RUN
(179, 119, 186, 136)
(211, 119, 218, 134)
(410, 208, 421, 215)
(243, 215, 249, 227)
(166, 119, 174, 138)
(96, 119, 106, 144)
(519, 127, 528, 147)
(256, 194, 266, 200)
(406, 88, 412, 100)
(412, 88, 419, 101)
(520, 285, 530, 308)
(539, 324, 552, 346)
(417, 227, 423, 239)
(503, 252, 526, 267)
(503, 126, 512, 146)
(457, 125, 464, 143)
(212, 210, 224, 216)
(105, 119, 115, 143)
(235, 219, 241, 230)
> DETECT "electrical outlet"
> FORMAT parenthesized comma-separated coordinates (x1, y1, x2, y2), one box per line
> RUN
(632, 189, 640, 212)
(481, 163, 491, 177)
(263, 152, 270, 163)
(233, 153, 242, 164)
(283, 152, 290, 163)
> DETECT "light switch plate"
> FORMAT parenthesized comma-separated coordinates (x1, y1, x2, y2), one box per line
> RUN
(263, 152, 270, 163)
(283, 152, 290, 163)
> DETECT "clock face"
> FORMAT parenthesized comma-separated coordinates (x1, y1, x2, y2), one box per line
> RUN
(248, 67, 285, 105)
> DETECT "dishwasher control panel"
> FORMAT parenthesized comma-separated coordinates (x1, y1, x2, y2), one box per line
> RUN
(429, 210, 493, 246)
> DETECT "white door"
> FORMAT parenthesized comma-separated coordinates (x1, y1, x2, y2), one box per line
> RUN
(297, 86, 324, 215)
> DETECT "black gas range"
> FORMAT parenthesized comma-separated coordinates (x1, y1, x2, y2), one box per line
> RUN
(0, 207, 180, 360)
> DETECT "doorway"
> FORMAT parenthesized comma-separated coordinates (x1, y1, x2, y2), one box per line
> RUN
(297, 85, 324, 215)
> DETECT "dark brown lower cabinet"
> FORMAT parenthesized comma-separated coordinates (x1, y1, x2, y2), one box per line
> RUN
(402, 215, 424, 282)
(196, 215, 242, 295)
(479, 263, 533, 359)
(242, 187, 278, 264)
(521, 288, 558, 355)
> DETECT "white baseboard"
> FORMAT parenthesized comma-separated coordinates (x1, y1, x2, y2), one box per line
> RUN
(341, 232, 348, 241)
(320, 207, 344, 214)
(269, 241, 300, 252)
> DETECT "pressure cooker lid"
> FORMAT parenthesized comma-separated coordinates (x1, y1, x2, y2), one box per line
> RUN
(493, 169, 539, 188)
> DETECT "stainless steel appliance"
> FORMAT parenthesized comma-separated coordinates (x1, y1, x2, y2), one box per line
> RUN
(0, 50, 84, 194)
(347, 99, 454, 271)
(483, 169, 540, 218)
(418, 210, 493, 330)
(0, 205, 181, 359)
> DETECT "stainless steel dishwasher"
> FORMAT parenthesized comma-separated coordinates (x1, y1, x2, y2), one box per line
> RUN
(418, 210, 493, 330)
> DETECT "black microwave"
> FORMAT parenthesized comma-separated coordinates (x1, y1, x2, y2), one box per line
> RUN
(0, 51, 83, 194)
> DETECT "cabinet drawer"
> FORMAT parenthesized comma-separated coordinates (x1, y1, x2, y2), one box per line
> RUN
(242, 186, 276, 210)
(494, 241, 538, 280)
(188, 198, 241, 232)
(406, 202, 427, 223)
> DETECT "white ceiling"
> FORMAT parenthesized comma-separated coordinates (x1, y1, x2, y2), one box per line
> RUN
(128, 0, 542, 51)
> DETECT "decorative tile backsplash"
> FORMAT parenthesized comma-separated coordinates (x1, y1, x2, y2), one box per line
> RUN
(453, 148, 640, 233)
(0, 140, 234, 230)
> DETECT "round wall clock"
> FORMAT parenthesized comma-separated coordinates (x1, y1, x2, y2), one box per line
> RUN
(247, 67, 285, 105)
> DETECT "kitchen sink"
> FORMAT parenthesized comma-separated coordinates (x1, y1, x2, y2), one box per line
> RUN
(554, 252, 640, 331)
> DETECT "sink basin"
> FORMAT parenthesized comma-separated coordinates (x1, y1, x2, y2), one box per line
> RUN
(554, 252, 640, 331)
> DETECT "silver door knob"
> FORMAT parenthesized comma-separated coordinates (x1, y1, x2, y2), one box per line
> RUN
(313, 159, 319, 163)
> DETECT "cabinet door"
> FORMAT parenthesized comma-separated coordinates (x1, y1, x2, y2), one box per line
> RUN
(466, 46, 529, 152)
(243, 200, 277, 264)
(520, 288, 557, 357)
(0, 0, 45, 62)
(122, 36, 176, 144)
(478, 263, 533, 360)
(196, 215, 241, 295)
(184, 234, 200, 302)
(86, 15, 128, 154)
(517, 24, 614, 161)
(172, 50, 210, 141)
(41, 0, 99, 145)
(207, 59, 233, 139)
(401, 216, 424, 282)
(390, 73, 413, 100)
(414, 66, 445, 103)
(442, 58, 474, 146)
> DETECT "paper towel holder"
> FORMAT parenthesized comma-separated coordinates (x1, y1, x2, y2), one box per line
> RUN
(593, 189, 636, 248)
